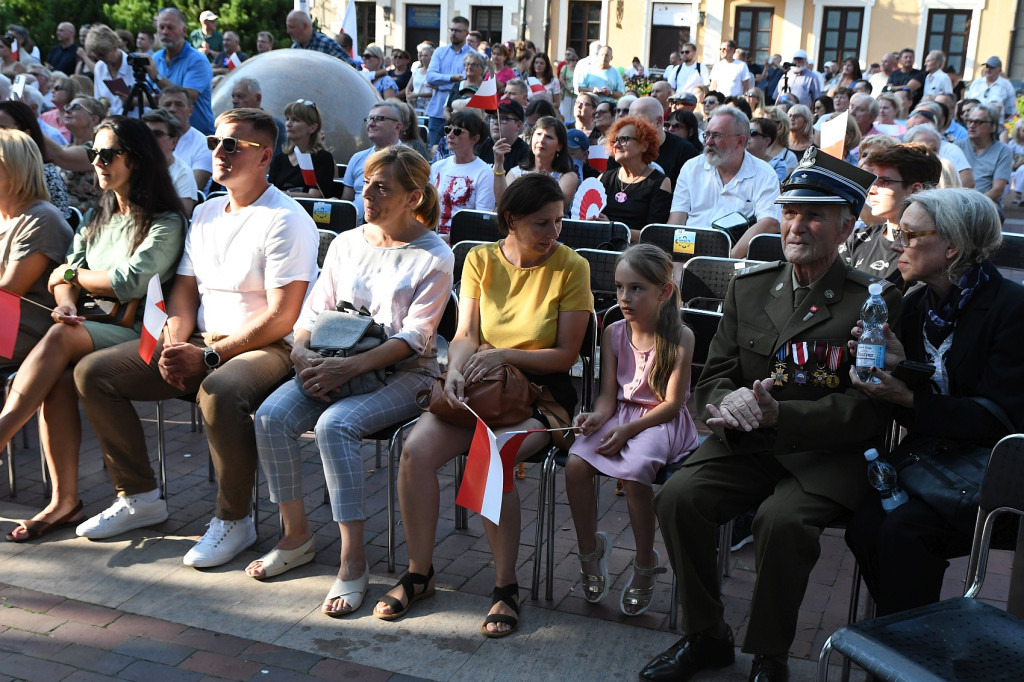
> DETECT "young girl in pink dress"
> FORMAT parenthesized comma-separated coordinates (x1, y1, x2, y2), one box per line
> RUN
(566, 244, 699, 615)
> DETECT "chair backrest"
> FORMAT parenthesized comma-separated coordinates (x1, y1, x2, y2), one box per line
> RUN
(196, 189, 207, 204)
(450, 210, 501, 246)
(746, 232, 784, 262)
(681, 256, 758, 309)
(66, 206, 83, 230)
(294, 198, 359, 233)
(336, 163, 348, 179)
(992, 232, 1024, 285)
(578, 311, 599, 412)
(682, 307, 724, 385)
(577, 248, 621, 316)
(316, 229, 337, 268)
(965, 434, 1024, 598)
(558, 219, 630, 250)
(206, 190, 228, 201)
(640, 224, 733, 263)
(451, 240, 487, 291)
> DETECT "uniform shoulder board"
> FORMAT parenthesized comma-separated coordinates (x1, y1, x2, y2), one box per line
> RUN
(735, 260, 784, 278)
(845, 267, 891, 290)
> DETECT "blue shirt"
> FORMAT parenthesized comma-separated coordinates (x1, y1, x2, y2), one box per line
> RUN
(425, 42, 472, 118)
(155, 42, 215, 134)
(580, 67, 625, 103)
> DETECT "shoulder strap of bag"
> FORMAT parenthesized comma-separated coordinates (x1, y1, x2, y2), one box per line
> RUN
(970, 396, 1015, 433)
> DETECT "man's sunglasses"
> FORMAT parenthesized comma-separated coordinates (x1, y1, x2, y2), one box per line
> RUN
(86, 147, 127, 166)
(206, 135, 264, 153)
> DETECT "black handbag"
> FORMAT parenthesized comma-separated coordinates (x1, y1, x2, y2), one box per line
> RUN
(296, 302, 391, 401)
(894, 397, 1016, 535)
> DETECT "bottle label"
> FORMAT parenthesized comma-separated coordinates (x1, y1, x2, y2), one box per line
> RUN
(856, 343, 885, 370)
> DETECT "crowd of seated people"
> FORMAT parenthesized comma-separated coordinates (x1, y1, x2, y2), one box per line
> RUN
(2, 17, 1023, 681)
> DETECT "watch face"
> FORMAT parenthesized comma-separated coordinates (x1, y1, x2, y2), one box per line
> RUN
(64, 268, 76, 281)
(204, 348, 220, 367)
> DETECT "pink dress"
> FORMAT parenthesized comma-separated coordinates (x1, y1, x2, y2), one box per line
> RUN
(569, 320, 699, 484)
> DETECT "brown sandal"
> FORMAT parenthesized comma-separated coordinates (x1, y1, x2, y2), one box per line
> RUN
(6, 500, 84, 543)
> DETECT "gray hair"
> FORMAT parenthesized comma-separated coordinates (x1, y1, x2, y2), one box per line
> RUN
(20, 85, 44, 113)
(973, 104, 1001, 140)
(371, 100, 405, 125)
(904, 123, 942, 149)
(463, 50, 487, 70)
(906, 188, 1002, 281)
(233, 77, 261, 95)
(788, 104, 814, 138)
(711, 105, 750, 137)
(617, 94, 637, 111)
(158, 8, 189, 27)
(851, 93, 879, 119)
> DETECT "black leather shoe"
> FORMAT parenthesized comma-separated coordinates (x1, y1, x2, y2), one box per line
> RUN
(638, 628, 735, 681)
(748, 655, 789, 682)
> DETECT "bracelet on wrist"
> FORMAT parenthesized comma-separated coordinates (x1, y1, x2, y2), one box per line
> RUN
(492, 167, 506, 176)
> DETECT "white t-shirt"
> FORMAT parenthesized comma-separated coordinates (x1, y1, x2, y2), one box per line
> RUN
(93, 50, 135, 117)
(671, 151, 782, 225)
(178, 185, 319, 337)
(675, 61, 710, 94)
(169, 155, 198, 201)
(430, 156, 496, 235)
(709, 59, 751, 97)
(175, 126, 214, 192)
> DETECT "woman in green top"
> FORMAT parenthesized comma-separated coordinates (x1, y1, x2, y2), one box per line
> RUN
(3, 116, 185, 543)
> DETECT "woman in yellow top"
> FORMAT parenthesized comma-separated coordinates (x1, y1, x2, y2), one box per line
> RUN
(374, 174, 593, 636)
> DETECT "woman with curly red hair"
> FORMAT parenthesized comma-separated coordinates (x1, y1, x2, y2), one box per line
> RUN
(596, 116, 671, 240)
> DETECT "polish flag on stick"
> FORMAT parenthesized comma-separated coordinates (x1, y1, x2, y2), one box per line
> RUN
(466, 76, 499, 111)
(227, 52, 242, 70)
(588, 145, 609, 172)
(527, 77, 546, 94)
(9, 38, 18, 62)
(0, 289, 21, 359)
(138, 274, 167, 363)
(294, 149, 319, 188)
(454, 404, 576, 525)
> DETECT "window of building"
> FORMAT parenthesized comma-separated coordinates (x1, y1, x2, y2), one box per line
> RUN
(355, 2, 376, 47)
(472, 7, 503, 45)
(925, 9, 971, 75)
(817, 6, 863, 67)
(567, 1, 602, 61)
(734, 7, 772, 66)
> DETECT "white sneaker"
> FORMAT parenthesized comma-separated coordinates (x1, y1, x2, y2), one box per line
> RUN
(76, 495, 169, 539)
(182, 516, 257, 568)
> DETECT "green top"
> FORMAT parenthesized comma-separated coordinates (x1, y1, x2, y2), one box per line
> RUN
(66, 210, 185, 302)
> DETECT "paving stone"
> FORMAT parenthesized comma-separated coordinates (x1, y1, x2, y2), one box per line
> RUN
(172, 629, 252, 657)
(0, 651, 77, 681)
(117, 659, 205, 682)
(48, 621, 129, 651)
(113, 636, 195, 666)
(238, 641, 323, 672)
(48, 642, 135, 675)
(108, 613, 189, 641)
(178, 650, 264, 681)
(46, 600, 121, 627)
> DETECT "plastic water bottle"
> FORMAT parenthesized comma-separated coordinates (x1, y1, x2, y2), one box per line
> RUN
(855, 283, 887, 383)
(864, 448, 908, 513)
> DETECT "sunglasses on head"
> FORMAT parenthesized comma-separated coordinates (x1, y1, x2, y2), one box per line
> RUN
(444, 125, 467, 136)
(86, 147, 127, 166)
(205, 135, 264, 153)
(294, 99, 317, 108)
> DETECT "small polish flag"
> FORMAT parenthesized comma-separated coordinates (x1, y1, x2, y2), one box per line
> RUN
(456, 416, 544, 525)
(295, 149, 318, 187)
(527, 77, 546, 94)
(0, 288, 21, 359)
(588, 145, 609, 172)
(227, 52, 242, 70)
(466, 76, 499, 111)
(9, 38, 18, 62)
(138, 274, 167, 363)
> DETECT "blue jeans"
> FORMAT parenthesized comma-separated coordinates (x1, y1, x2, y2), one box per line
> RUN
(428, 116, 446, 147)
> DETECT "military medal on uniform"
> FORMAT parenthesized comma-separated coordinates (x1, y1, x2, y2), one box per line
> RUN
(791, 341, 809, 385)
(771, 345, 788, 387)
(812, 341, 829, 387)
(826, 344, 843, 388)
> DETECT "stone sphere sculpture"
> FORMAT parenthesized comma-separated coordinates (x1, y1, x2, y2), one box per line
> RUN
(211, 50, 379, 164)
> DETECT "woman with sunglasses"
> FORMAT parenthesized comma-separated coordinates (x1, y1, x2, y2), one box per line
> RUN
(665, 109, 702, 153)
(0, 101, 70, 219)
(845, 188, 1024, 617)
(40, 76, 80, 143)
(594, 116, 671, 240)
(376, 173, 592, 636)
(493, 115, 579, 209)
(387, 49, 413, 98)
(743, 87, 766, 118)
(268, 100, 336, 199)
(2, 116, 184, 543)
(430, 111, 494, 238)
(362, 44, 399, 100)
(42, 96, 108, 216)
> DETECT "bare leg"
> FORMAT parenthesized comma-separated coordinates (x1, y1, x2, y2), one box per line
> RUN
(565, 454, 599, 577)
(321, 520, 367, 612)
(0, 324, 94, 449)
(622, 480, 657, 615)
(245, 498, 312, 577)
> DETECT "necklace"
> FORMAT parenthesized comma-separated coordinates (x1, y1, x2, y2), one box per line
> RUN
(614, 168, 650, 203)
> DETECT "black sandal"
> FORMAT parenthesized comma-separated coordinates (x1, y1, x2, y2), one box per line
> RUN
(480, 583, 520, 638)
(374, 564, 435, 621)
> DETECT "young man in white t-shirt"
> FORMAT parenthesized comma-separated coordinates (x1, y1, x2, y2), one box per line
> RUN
(75, 108, 319, 569)
(709, 40, 751, 97)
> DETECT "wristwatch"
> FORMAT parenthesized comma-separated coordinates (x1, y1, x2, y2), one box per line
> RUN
(63, 267, 78, 285)
(203, 346, 221, 369)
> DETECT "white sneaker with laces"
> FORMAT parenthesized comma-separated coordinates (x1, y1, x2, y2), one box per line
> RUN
(76, 495, 169, 539)
(183, 516, 257, 568)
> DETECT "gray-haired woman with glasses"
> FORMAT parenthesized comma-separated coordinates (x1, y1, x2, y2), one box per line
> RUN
(268, 99, 336, 199)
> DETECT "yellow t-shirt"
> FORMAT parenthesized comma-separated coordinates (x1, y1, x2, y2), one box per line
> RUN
(461, 242, 594, 350)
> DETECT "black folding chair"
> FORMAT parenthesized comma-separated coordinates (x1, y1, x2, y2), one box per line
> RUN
(746, 233, 784, 262)
(293, 198, 358, 233)
(992, 232, 1024, 284)
(680, 257, 759, 311)
(316, 229, 337, 268)
(450, 210, 501, 245)
(451, 240, 487, 293)
(576, 248, 620, 316)
(640, 224, 733, 263)
(558, 219, 629, 250)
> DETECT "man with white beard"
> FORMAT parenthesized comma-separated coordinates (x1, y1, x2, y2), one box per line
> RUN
(667, 107, 781, 257)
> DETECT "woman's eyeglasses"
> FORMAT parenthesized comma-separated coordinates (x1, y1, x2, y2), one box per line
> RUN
(86, 147, 127, 166)
(612, 135, 638, 146)
(892, 227, 939, 246)
(443, 125, 467, 136)
(205, 135, 264, 153)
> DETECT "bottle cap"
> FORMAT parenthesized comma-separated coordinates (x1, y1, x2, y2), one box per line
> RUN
(864, 448, 879, 461)
(868, 282, 883, 296)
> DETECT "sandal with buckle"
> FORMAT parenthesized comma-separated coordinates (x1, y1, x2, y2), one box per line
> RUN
(374, 564, 435, 621)
(620, 548, 667, 616)
(480, 583, 520, 638)
(578, 530, 612, 603)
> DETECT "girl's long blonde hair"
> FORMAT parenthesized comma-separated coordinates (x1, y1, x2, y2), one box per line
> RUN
(617, 244, 683, 401)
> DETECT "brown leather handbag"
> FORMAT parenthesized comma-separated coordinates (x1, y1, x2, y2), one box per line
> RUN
(420, 363, 542, 429)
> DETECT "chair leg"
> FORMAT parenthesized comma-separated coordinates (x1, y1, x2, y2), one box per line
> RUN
(669, 571, 679, 630)
(717, 520, 734, 578)
(532, 450, 552, 600)
(375, 440, 382, 470)
(6, 439, 15, 498)
(816, 637, 835, 682)
(387, 421, 416, 574)
(39, 442, 50, 498)
(545, 454, 558, 602)
(251, 469, 259, 535)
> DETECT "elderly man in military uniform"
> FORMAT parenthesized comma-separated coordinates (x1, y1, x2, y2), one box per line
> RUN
(640, 150, 901, 682)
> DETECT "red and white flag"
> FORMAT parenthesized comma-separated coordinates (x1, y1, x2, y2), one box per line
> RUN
(138, 274, 167, 363)
(456, 416, 544, 525)
(295, 149, 318, 187)
(466, 76, 499, 110)
(9, 38, 18, 62)
(340, 0, 358, 57)
(588, 145, 609, 172)
(227, 52, 243, 70)
(527, 77, 546, 95)
(0, 288, 21, 359)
